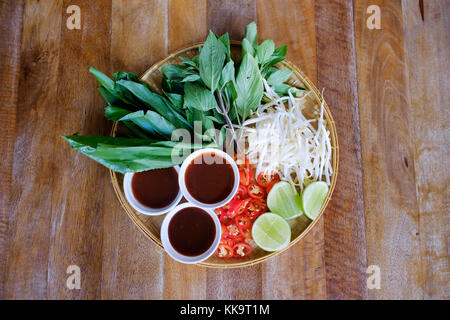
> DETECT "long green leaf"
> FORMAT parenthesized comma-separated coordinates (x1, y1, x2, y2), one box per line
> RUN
(121, 110, 177, 139)
(183, 82, 218, 112)
(116, 80, 192, 130)
(235, 54, 263, 120)
(199, 31, 226, 92)
(256, 40, 275, 65)
(245, 22, 258, 48)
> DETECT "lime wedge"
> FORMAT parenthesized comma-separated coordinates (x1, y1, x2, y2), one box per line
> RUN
(267, 181, 303, 220)
(252, 213, 291, 252)
(301, 181, 329, 220)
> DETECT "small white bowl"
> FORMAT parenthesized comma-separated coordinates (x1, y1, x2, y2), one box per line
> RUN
(123, 166, 182, 216)
(178, 148, 239, 209)
(161, 203, 221, 264)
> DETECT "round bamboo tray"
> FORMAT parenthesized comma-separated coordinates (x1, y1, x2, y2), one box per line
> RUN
(110, 43, 339, 268)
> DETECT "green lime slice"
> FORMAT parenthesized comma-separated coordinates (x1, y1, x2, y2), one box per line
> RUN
(267, 181, 303, 220)
(301, 181, 329, 220)
(252, 213, 291, 252)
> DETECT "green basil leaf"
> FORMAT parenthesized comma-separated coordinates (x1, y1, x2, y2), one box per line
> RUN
(262, 45, 287, 71)
(161, 64, 194, 80)
(245, 21, 258, 48)
(181, 74, 201, 82)
(183, 82, 218, 111)
(235, 54, 263, 121)
(179, 56, 197, 67)
(242, 38, 255, 57)
(190, 108, 215, 142)
(267, 69, 293, 86)
(164, 91, 183, 108)
(256, 40, 275, 65)
(218, 33, 231, 62)
(220, 60, 235, 89)
(199, 31, 226, 92)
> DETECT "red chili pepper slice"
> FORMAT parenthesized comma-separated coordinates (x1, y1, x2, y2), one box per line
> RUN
(220, 213, 234, 226)
(233, 185, 248, 200)
(256, 172, 280, 188)
(248, 183, 266, 199)
(235, 214, 252, 230)
(266, 180, 277, 193)
(214, 207, 223, 216)
(239, 227, 253, 240)
(232, 242, 252, 258)
(239, 168, 252, 186)
(226, 224, 241, 239)
(216, 243, 234, 258)
(226, 199, 242, 218)
(246, 198, 267, 218)
(221, 224, 229, 239)
(234, 154, 250, 168)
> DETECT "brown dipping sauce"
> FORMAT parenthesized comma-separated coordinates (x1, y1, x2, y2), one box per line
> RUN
(185, 152, 235, 204)
(131, 167, 179, 209)
(168, 207, 216, 256)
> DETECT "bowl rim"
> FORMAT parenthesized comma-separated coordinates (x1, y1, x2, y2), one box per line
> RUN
(160, 202, 222, 264)
(178, 148, 240, 209)
(109, 42, 339, 268)
(123, 166, 183, 216)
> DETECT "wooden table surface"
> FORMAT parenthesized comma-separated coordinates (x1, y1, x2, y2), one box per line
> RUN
(0, 0, 448, 300)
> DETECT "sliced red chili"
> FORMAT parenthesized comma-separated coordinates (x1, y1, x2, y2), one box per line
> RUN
(266, 180, 277, 193)
(234, 185, 248, 200)
(234, 154, 250, 169)
(256, 172, 280, 188)
(216, 243, 234, 258)
(235, 214, 252, 230)
(220, 214, 233, 226)
(239, 167, 252, 186)
(214, 207, 223, 216)
(232, 242, 252, 258)
(226, 224, 241, 239)
(239, 227, 253, 240)
(246, 198, 266, 218)
(221, 224, 229, 239)
(226, 199, 242, 218)
(248, 183, 266, 199)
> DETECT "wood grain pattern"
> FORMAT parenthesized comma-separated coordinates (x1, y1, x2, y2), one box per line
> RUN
(1, 0, 448, 299)
(0, 0, 23, 299)
(401, 0, 449, 299)
(315, 0, 368, 299)
(258, 0, 327, 300)
(47, 0, 112, 299)
(355, 0, 449, 299)
(355, 0, 421, 299)
(4, 0, 63, 299)
(101, 0, 167, 300)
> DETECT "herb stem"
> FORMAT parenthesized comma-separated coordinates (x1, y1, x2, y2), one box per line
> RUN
(215, 90, 239, 152)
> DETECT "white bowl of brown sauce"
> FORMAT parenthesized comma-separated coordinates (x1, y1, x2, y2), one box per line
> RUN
(178, 148, 239, 209)
(123, 166, 182, 215)
(161, 203, 221, 263)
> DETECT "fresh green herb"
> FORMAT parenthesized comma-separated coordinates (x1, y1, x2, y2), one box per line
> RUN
(64, 21, 306, 173)
(234, 54, 263, 121)
(199, 31, 227, 92)
(183, 82, 218, 112)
